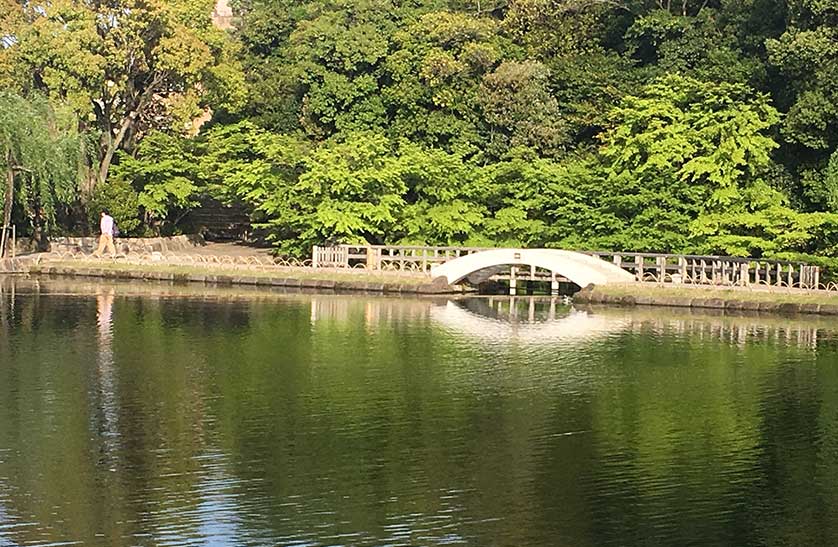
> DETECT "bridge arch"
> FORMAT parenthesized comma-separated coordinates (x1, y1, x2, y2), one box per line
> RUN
(430, 249, 635, 287)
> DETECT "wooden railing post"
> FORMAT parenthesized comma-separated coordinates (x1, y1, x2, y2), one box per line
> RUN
(365, 245, 379, 270)
(312, 245, 320, 269)
(509, 266, 517, 295)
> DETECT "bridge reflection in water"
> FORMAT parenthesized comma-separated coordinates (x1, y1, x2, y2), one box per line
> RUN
(303, 294, 835, 351)
(0, 277, 832, 352)
(430, 298, 631, 344)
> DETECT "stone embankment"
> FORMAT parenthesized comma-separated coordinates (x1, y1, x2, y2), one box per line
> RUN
(17, 262, 459, 294)
(0, 235, 463, 293)
(0, 256, 41, 273)
(574, 284, 838, 316)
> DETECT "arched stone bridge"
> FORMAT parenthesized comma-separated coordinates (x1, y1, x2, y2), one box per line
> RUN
(429, 248, 634, 288)
(312, 244, 822, 293)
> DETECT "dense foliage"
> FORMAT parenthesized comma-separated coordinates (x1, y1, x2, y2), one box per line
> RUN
(3, 0, 838, 264)
(0, 92, 80, 244)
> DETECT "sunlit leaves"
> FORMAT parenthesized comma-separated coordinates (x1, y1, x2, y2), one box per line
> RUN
(603, 75, 780, 203)
(480, 60, 569, 157)
(4, 0, 246, 187)
(111, 131, 201, 232)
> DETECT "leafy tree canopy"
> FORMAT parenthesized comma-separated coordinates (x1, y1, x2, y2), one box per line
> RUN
(0, 0, 246, 190)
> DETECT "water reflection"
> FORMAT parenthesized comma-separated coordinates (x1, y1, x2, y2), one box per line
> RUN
(94, 287, 120, 470)
(0, 278, 15, 338)
(0, 278, 837, 546)
(431, 297, 630, 344)
(0, 467, 12, 547)
(592, 306, 835, 351)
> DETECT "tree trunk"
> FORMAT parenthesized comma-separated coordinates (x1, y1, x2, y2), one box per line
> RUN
(78, 123, 97, 198)
(32, 205, 47, 251)
(97, 112, 138, 185)
(96, 80, 160, 186)
(2, 149, 14, 258)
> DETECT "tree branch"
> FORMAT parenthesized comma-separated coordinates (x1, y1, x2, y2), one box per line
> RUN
(96, 71, 166, 185)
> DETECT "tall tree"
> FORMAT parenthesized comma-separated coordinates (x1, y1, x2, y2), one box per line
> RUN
(0, 0, 246, 191)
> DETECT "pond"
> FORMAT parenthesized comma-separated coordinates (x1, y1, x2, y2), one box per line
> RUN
(1, 277, 837, 546)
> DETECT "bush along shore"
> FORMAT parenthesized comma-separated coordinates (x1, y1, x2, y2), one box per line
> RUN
(16, 261, 463, 295)
(574, 284, 838, 317)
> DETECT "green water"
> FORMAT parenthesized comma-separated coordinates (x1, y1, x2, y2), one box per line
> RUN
(1, 278, 838, 546)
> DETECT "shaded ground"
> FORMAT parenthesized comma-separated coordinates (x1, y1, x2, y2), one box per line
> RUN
(189, 241, 273, 257)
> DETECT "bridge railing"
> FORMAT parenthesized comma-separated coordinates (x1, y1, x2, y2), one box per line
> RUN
(312, 245, 823, 290)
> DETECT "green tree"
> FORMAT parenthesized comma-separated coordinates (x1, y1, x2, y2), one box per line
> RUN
(258, 132, 406, 254)
(1, 0, 246, 190)
(198, 120, 308, 218)
(87, 179, 141, 236)
(111, 132, 200, 235)
(627, 9, 762, 84)
(384, 10, 504, 154)
(0, 92, 80, 248)
(396, 142, 487, 245)
(479, 61, 569, 157)
(592, 74, 784, 254)
(766, 0, 838, 153)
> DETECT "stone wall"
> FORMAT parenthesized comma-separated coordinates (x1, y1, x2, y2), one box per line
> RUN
(573, 284, 838, 315)
(0, 257, 39, 273)
(49, 234, 206, 255)
(27, 264, 460, 294)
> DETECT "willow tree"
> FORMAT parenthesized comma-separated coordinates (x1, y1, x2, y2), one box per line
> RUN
(0, 92, 80, 253)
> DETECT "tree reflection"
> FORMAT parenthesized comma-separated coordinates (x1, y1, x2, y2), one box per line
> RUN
(0, 280, 837, 546)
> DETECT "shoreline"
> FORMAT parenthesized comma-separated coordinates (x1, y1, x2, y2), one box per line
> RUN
(6, 258, 838, 316)
(13, 259, 464, 295)
(574, 283, 838, 316)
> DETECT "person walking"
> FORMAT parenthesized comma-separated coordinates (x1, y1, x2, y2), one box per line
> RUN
(93, 210, 117, 257)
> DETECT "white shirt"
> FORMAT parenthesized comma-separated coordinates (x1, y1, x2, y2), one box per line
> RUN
(100, 214, 114, 236)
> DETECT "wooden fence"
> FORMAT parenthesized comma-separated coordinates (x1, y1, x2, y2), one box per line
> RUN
(589, 252, 821, 289)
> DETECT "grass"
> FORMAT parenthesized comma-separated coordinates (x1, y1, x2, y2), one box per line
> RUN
(594, 282, 838, 306)
(36, 259, 432, 285)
